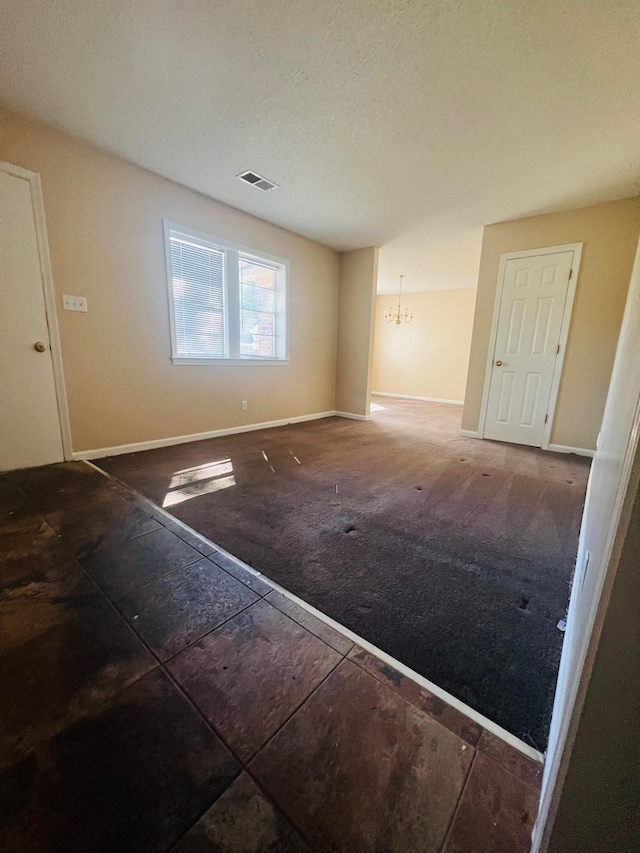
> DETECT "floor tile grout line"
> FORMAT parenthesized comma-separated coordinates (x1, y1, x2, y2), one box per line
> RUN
(46, 473, 268, 602)
(158, 593, 349, 755)
(246, 653, 345, 771)
(75, 560, 251, 777)
(207, 555, 274, 598)
(41, 506, 163, 556)
(350, 650, 544, 792)
(240, 766, 325, 853)
(134, 601, 345, 801)
(346, 649, 484, 750)
(159, 650, 252, 769)
(438, 746, 478, 853)
(66, 525, 263, 676)
(265, 590, 355, 655)
(164, 766, 246, 853)
(471, 746, 543, 798)
(147, 597, 261, 669)
(84, 551, 206, 600)
(244, 651, 346, 766)
(240, 655, 347, 846)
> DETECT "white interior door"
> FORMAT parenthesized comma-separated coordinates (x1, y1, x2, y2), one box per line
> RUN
(0, 166, 64, 471)
(484, 250, 574, 447)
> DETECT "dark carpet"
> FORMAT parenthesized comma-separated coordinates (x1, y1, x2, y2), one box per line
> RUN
(97, 397, 590, 748)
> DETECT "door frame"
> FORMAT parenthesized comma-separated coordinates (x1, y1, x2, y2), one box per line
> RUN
(532, 238, 640, 850)
(477, 243, 583, 450)
(1, 160, 72, 461)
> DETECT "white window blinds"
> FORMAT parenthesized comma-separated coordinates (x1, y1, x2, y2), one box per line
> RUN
(169, 235, 226, 357)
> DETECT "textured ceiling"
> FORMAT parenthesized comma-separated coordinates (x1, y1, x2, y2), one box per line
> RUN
(0, 0, 638, 293)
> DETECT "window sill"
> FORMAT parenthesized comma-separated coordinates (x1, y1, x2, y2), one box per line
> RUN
(171, 357, 289, 366)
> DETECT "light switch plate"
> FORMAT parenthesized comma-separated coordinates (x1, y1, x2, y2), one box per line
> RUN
(63, 294, 88, 312)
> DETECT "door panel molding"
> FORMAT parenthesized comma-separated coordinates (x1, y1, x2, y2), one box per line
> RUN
(478, 243, 583, 449)
(0, 160, 72, 461)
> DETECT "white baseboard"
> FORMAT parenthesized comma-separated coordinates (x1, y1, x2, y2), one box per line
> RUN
(547, 443, 595, 458)
(459, 429, 482, 439)
(72, 411, 337, 460)
(456, 432, 595, 456)
(372, 392, 464, 405)
(334, 411, 371, 421)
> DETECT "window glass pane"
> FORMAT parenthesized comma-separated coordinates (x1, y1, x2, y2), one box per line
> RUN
(240, 334, 276, 358)
(239, 257, 277, 318)
(241, 281, 276, 313)
(238, 256, 278, 359)
(241, 309, 275, 336)
(170, 236, 226, 357)
(239, 259, 276, 291)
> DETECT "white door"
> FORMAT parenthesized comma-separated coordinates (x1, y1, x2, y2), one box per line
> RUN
(0, 165, 64, 471)
(484, 250, 574, 447)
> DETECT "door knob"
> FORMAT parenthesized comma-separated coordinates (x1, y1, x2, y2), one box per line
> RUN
(495, 360, 503, 366)
(34, 342, 47, 353)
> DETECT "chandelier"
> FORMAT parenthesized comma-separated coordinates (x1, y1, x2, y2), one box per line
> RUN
(384, 275, 413, 325)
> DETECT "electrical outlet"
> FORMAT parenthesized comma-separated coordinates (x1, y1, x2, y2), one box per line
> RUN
(241, 401, 248, 411)
(62, 294, 88, 312)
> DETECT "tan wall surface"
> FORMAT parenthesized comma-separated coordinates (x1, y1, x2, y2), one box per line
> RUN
(0, 108, 339, 452)
(335, 247, 379, 417)
(462, 197, 640, 450)
(372, 288, 476, 402)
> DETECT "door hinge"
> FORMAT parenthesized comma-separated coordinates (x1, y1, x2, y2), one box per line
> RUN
(557, 343, 561, 354)
(544, 414, 549, 424)
(569, 268, 573, 280)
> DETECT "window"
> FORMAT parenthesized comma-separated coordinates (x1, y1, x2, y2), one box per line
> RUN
(164, 222, 288, 364)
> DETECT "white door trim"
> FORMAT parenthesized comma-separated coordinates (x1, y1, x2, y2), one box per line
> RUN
(1, 161, 73, 461)
(477, 243, 583, 449)
(532, 237, 640, 851)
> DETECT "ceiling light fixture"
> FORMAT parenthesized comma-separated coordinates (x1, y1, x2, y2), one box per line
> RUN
(237, 170, 279, 192)
(384, 275, 413, 325)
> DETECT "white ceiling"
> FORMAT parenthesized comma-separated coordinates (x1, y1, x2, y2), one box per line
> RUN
(1, 1, 638, 293)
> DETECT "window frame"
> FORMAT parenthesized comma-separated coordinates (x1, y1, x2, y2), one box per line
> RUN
(164, 220, 289, 366)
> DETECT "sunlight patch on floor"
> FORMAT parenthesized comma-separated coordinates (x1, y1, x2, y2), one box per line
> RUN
(164, 458, 236, 506)
(169, 459, 233, 488)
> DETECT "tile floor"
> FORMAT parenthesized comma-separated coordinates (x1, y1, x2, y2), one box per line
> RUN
(0, 461, 542, 852)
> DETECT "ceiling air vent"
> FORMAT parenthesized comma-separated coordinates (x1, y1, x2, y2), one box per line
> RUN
(237, 170, 279, 192)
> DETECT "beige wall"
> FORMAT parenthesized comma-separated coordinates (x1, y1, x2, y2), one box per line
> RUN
(335, 247, 379, 417)
(372, 288, 476, 402)
(462, 198, 640, 450)
(0, 108, 340, 452)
